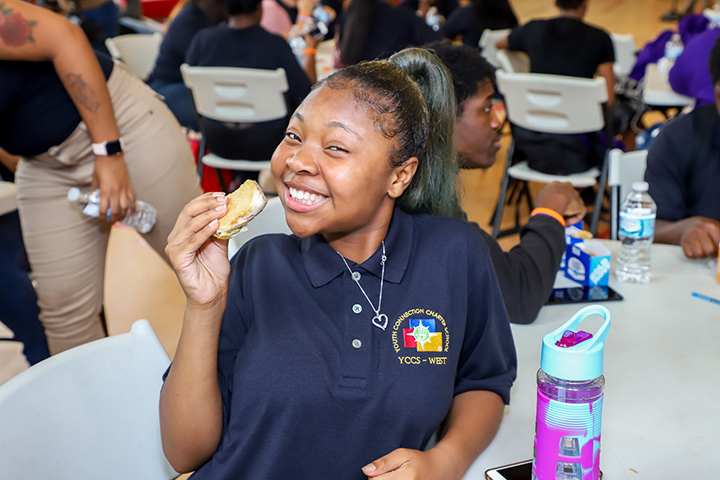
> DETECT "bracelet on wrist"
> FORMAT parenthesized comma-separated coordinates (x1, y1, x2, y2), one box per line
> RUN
(303, 48, 317, 56)
(298, 12, 312, 20)
(531, 207, 566, 227)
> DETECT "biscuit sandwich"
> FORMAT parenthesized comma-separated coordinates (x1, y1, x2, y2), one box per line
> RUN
(214, 180, 268, 239)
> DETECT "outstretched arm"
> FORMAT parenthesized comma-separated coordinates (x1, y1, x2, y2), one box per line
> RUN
(0, 0, 134, 222)
(656, 217, 720, 258)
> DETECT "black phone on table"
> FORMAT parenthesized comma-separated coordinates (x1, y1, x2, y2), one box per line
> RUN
(485, 460, 532, 480)
(545, 285, 623, 305)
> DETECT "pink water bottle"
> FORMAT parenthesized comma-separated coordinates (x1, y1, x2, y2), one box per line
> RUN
(532, 305, 611, 480)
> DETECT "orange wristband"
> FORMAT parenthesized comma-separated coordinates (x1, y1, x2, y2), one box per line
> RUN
(298, 12, 312, 20)
(303, 48, 317, 56)
(531, 207, 566, 227)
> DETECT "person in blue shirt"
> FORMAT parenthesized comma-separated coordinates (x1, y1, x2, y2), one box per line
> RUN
(160, 48, 517, 479)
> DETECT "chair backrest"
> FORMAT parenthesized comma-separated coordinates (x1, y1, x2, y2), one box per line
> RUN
(608, 148, 648, 240)
(610, 32, 638, 79)
(0, 320, 178, 480)
(228, 196, 292, 258)
(181, 64, 289, 123)
(478, 28, 511, 68)
(105, 33, 163, 81)
(496, 49, 530, 74)
(496, 70, 608, 134)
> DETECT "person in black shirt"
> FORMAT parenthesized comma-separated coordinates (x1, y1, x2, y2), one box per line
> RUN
(422, 41, 585, 325)
(338, 0, 441, 66)
(440, 0, 518, 48)
(0, 0, 201, 354)
(646, 37, 720, 259)
(495, 0, 615, 175)
(496, 0, 615, 104)
(148, 0, 228, 131)
(185, 0, 314, 162)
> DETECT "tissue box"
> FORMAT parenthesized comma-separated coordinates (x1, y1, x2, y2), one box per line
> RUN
(565, 240, 611, 286)
(560, 224, 590, 272)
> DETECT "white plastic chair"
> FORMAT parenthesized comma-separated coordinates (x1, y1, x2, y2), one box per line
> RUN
(227, 196, 292, 259)
(105, 33, 163, 81)
(180, 64, 290, 190)
(496, 49, 530, 74)
(492, 71, 612, 237)
(608, 148, 648, 240)
(610, 32, 638, 80)
(478, 28, 511, 69)
(0, 319, 178, 480)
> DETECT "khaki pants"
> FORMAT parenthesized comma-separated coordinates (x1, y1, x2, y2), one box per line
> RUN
(15, 62, 202, 355)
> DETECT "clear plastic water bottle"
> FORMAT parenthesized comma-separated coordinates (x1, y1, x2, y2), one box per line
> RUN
(67, 187, 157, 234)
(664, 33, 684, 61)
(615, 181, 656, 284)
(425, 6, 443, 31)
(533, 305, 611, 480)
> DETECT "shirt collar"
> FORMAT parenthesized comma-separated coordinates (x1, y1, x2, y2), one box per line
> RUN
(301, 207, 413, 288)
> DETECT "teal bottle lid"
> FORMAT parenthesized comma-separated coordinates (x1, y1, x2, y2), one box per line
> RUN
(541, 305, 611, 381)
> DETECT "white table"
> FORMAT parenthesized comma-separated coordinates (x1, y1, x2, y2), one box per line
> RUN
(0, 181, 17, 216)
(642, 62, 695, 108)
(464, 241, 720, 479)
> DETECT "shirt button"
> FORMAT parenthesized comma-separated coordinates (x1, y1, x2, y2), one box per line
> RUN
(352, 304, 362, 314)
(352, 271, 361, 281)
(352, 339, 362, 349)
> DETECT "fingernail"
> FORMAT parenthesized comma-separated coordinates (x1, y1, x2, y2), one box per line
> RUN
(210, 219, 219, 227)
(362, 463, 376, 473)
(212, 192, 225, 198)
(216, 204, 226, 211)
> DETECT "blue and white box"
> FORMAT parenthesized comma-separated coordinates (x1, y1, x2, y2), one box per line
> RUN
(564, 240, 611, 286)
(560, 224, 588, 272)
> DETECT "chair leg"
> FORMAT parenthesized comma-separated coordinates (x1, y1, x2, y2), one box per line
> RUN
(492, 140, 515, 238)
(590, 150, 610, 236)
(214, 168, 228, 193)
(198, 137, 206, 184)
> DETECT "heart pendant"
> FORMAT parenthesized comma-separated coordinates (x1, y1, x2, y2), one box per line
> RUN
(372, 313, 388, 331)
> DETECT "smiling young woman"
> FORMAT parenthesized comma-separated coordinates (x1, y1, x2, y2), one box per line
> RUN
(161, 48, 517, 480)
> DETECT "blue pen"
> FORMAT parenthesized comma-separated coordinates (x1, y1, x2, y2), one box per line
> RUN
(691, 292, 720, 306)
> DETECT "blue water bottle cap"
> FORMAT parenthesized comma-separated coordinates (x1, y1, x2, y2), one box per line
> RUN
(541, 305, 611, 381)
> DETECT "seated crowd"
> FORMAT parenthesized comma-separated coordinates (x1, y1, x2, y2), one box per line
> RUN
(0, 0, 718, 478)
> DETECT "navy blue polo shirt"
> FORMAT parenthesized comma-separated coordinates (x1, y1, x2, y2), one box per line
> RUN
(188, 207, 517, 479)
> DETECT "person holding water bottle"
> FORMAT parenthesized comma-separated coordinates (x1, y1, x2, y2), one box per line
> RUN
(0, 0, 202, 354)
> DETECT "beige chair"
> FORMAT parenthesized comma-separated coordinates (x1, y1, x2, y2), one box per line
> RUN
(478, 28, 511, 69)
(105, 33, 163, 81)
(608, 148, 648, 240)
(496, 49, 530, 74)
(492, 71, 613, 237)
(0, 319, 178, 479)
(180, 64, 289, 190)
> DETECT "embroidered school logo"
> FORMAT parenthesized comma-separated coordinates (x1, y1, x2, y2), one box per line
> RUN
(403, 319, 442, 352)
(390, 308, 450, 364)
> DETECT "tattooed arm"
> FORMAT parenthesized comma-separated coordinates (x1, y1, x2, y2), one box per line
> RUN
(0, 0, 135, 222)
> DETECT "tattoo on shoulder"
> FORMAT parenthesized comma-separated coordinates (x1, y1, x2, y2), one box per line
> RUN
(63, 73, 101, 113)
(0, 1, 38, 47)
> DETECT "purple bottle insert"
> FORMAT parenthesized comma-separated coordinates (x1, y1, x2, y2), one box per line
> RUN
(532, 305, 610, 480)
